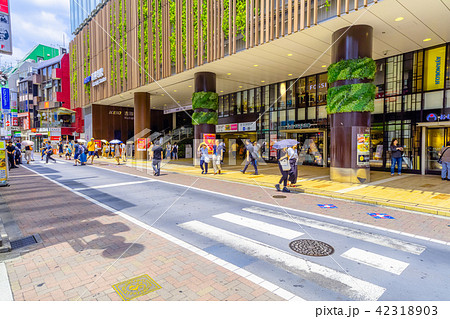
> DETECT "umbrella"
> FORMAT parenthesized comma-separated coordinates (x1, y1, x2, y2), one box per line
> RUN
(272, 139, 299, 149)
(21, 140, 34, 146)
(101, 139, 108, 143)
(77, 138, 87, 143)
(110, 139, 122, 144)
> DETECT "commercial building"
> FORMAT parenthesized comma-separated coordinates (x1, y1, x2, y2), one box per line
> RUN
(70, 0, 450, 176)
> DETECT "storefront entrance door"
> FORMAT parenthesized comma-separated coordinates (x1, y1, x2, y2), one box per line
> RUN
(284, 129, 327, 167)
(426, 128, 449, 173)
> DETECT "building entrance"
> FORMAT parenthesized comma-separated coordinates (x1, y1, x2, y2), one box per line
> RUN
(281, 128, 328, 167)
(418, 122, 450, 175)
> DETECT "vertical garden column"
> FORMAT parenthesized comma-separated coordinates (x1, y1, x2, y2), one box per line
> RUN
(192, 72, 218, 164)
(134, 92, 151, 161)
(328, 25, 375, 183)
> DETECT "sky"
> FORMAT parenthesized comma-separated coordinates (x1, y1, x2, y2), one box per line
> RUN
(1, 0, 72, 68)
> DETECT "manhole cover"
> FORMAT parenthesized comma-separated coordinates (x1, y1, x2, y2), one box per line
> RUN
(273, 195, 286, 198)
(289, 239, 334, 257)
(112, 274, 161, 301)
(10, 235, 38, 250)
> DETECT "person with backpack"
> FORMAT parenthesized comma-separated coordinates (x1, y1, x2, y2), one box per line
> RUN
(80, 143, 88, 165)
(438, 141, 450, 181)
(240, 139, 258, 175)
(73, 141, 82, 166)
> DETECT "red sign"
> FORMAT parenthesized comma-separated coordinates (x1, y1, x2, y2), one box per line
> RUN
(31, 128, 37, 133)
(94, 140, 102, 149)
(137, 138, 146, 151)
(50, 136, 60, 141)
(23, 114, 30, 130)
(12, 117, 18, 126)
(203, 134, 216, 155)
(5, 120, 10, 127)
(0, 0, 8, 14)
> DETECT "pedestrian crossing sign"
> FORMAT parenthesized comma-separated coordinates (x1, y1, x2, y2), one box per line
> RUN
(367, 213, 395, 219)
(318, 204, 337, 208)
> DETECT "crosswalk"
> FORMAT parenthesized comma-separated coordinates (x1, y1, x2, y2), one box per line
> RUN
(179, 206, 428, 301)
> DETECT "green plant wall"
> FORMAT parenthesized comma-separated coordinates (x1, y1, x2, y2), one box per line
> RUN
(192, 92, 219, 111)
(192, 111, 218, 125)
(84, 27, 91, 100)
(71, 44, 77, 104)
(327, 57, 376, 114)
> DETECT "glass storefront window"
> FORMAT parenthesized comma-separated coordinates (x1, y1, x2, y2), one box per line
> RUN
(255, 87, 261, 112)
(270, 112, 277, 130)
(262, 113, 269, 132)
(317, 105, 327, 119)
(403, 94, 422, 112)
(248, 89, 254, 113)
(308, 107, 316, 120)
(386, 55, 403, 96)
(279, 82, 287, 109)
(279, 110, 286, 128)
(242, 90, 248, 114)
(370, 124, 384, 168)
(296, 78, 306, 107)
(373, 99, 384, 114)
(269, 84, 277, 111)
(317, 73, 327, 105)
(286, 81, 294, 108)
(223, 95, 229, 117)
(230, 93, 236, 116)
(219, 96, 223, 117)
(446, 44, 450, 89)
(264, 85, 270, 111)
(427, 128, 445, 171)
(236, 92, 242, 114)
(307, 76, 316, 105)
(424, 91, 444, 110)
(288, 109, 295, 124)
(298, 108, 306, 120)
(374, 60, 385, 99)
(386, 96, 402, 113)
(446, 90, 450, 109)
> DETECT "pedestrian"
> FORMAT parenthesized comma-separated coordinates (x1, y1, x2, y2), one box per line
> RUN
(275, 147, 290, 193)
(219, 141, 226, 164)
(198, 142, 209, 174)
(390, 138, 404, 176)
(287, 145, 299, 186)
(172, 142, 178, 160)
(105, 143, 111, 158)
(212, 140, 222, 175)
(65, 144, 72, 160)
(152, 141, 163, 176)
(94, 141, 100, 158)
(58, 142, 64, 157)
(231, 142, 237, 159)
(438, 141, 450, 181)
(121, 143, 127, 162)
(87, 138, 96, 164)
(30, 145, 35, 161)
(80, 142, 88, 165)
(114, 143, 121, 165)
(148, 141, 154, 160)
(73, 141, 81, 166)
(14, 144, 21, 166)
(102, 143, 108, 157)
(24, 144, 32, 164)
(240, 139, 258, 175)
(41, 142, 47, 161)
(6, 141, 18, 169)
(166, 142, 172, 159)
(253, 140, 261, 171)
(45, 142, 57, 164)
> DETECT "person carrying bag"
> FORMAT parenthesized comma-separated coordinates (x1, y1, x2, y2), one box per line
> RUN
(438, 142, 450, 181)
(275, 148, 290, 193)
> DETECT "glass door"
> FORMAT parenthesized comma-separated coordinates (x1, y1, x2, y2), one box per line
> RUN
(426, 128, 446, 172)
(297, 132, 325, 166)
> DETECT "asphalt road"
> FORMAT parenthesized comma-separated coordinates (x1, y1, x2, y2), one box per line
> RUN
(22, 159, 450, 301)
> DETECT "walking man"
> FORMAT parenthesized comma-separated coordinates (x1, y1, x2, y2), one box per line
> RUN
(87, 138, 96, 164)
(439, 141, 450, 181)
(240, 139, 258, 175)
(45, 142, 57, 164)
(24, 144, 32, 164)
(6, 141, 18, 169)
(152, 142, 163, 176)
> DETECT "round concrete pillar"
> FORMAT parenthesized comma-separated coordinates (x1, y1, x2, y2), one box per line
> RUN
(329, 25, 373, 184)
(134, 92, 151, 161)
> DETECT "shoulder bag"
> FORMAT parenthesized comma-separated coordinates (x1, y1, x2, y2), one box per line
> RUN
(279, 157, 290, 171)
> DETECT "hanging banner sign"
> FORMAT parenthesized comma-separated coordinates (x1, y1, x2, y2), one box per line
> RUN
(203, 133, 216, 155)
(424, 46, 445, 91)
(1, 87, 9, 112)
(0, 0, 12, 56)
(136, 138, 146, 151)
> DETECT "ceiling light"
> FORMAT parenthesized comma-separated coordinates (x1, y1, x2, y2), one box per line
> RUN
(261, 80, 265, 83)
(394, 17, 404, 22)
(288, 74, 293, 76)
(161, 94, 165, 96)
(173, 90, 177, 92)
(164, 104, 167, 106)
(188, 85, 192, 88)
(177, 101, 180, 103)
(227, 73, 231, 75)
(321, 65, 327, 68)
(220, 90, 224, 93)
(238, 85, 243, 88)
(253, 64, 258, 67)
(423, 38, 431, 42)
(287, 53, 293, 56)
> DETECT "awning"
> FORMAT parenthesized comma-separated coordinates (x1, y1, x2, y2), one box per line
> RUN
(57, 107, 76, 115)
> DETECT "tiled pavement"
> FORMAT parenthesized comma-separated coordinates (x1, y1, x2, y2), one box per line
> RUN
(0, 167, 285, 301)
(108, 157, 450, 217)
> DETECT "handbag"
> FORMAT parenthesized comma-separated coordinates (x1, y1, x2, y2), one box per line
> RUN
(204, 155, 210, 163)
(438, 147, 449, 164)
(279, 158, 290, 171)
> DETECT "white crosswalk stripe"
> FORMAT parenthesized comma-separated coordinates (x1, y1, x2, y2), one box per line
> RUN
(73, 180, 154, 191)
(242, 206, 426, 255)
(341, 248, 410, 275)
(180, 220, 386, 301)
(213, 212, 304, 240)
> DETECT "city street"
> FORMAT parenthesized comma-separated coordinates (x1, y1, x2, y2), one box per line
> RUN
(1, 159, 448, 301)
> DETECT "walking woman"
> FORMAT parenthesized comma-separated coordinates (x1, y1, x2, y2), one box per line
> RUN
(198, 142, 209, 174)
(287, 145, 299, 186)
(390, 138, 404, 176)
(275, 147, 290, 193)
(114, 143, 121, 165)
(212, 140, 222, 175)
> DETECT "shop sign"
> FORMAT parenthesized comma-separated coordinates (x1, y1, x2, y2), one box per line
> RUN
(216, 123, 238, 133)
(426, 113, 450, 122)
(163, 105, 192, 114)
(23, 114, 30, 130)
(91, 68, 106, 87)
(424, 46, 445, 91)
(0, 9, 12, 56)
(50, 136, 60, 141)
(1, 87, 9, 112)
(0, 139, 8, 185)
(136, 138, 146, 151)
(109, 110, 122, 116)
(238, 122, 256, 132)
(357, 134, 370, 167)
(124, 110, 134, 120)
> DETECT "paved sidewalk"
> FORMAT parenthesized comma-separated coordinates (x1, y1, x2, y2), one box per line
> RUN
(0, 166, 286, 301)
(101, 157, 450, 217)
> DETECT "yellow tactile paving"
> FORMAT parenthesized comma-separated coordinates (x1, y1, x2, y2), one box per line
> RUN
(93, 158, 450, 216)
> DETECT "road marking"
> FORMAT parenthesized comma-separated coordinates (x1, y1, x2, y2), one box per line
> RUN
(180, 220, 386, 301)
(336, 175, 409, 193)
(0, 263, 13, 301)
(341, 248, 409, 275)
(73, 180, 154, 191)
(213, 212, 303, 240)
(242, 206, 426, 255)
(20, 165, 300, 301)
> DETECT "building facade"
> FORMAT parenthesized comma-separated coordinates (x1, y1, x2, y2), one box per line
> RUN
(69, 0, 450, 175)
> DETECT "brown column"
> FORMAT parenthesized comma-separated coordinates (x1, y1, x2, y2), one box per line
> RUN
(193, 72, 216, 140)
(330, 25, 373, 183)
(134, 92, 151, 160)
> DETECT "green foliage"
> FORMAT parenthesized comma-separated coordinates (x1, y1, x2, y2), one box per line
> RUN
(84, 27, 91, 100)
(192, 111, 218, 125)
(71, 44, 77, 103)
(327, 57, 376, 83)
(192, 92, 219, 111)
(327, 83, 376, 114)
(222, 0, 246, 41)
(143, 0, 149, 82)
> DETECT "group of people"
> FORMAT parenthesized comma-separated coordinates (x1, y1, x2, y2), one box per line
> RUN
(146, 142, 178, 161)
(275, 145, 299, 193)
(198, 140, 226, 175)
(5, 141, 28, 169)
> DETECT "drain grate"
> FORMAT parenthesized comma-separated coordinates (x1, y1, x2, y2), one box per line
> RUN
(10, 235, 38, 250)
(289, 239, 334, 257)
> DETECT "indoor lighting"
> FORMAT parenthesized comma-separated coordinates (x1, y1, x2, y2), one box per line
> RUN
(227, 73, 231, 75)
(220, 90, 224, 93)
(423, 38, 431, 42)
(238, 85, 243, 88)
(288, 74, 293, 76)
(261, 80, 265, 83)
(253, 64, 258, 67)
(321, 65, 327, 68)
(161, 94, 165, 96)
(394, 17, 404, 22)
(188, 85, 192, 88)
(287, 53, 293, 56)
(173, 90, 177, 92)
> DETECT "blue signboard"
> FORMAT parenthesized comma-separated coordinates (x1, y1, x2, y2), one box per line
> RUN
(1, 87, 9, 112)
